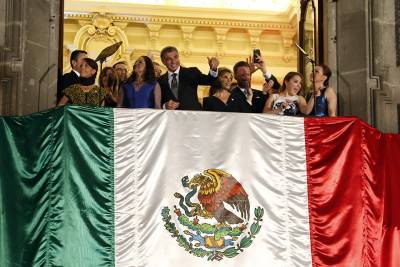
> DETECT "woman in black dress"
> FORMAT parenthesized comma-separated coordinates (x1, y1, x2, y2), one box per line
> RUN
(203, 67, 233, 112)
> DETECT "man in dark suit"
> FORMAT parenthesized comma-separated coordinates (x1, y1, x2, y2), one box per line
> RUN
(57, 50, 87, 102)
(226, 60, 281, 113)
(158, 46, 219, 110)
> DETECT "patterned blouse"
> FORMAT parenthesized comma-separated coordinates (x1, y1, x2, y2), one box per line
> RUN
(64, 84, 106, 107)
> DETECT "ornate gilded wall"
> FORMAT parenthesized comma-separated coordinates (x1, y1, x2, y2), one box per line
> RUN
(63, 1, 299, 98)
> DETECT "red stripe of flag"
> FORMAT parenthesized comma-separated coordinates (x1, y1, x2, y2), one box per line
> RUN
(304, 117, 400, 267)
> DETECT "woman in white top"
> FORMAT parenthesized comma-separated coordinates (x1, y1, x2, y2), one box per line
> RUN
(263, 72, 307, 116)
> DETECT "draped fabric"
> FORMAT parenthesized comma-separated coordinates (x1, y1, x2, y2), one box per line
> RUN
(304, 117, 400, 267)
(0, 106, 115, 267)
(1, 106, 399, 267)
(113, 109, 312, 267)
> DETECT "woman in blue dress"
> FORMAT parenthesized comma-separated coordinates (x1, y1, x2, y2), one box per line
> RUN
(306, 64, 337, 117)
(118, 56, 161, 108)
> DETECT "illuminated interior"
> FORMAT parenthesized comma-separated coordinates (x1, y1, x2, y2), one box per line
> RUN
(78, 0, 295, 12)
(63, 0, 299, 97)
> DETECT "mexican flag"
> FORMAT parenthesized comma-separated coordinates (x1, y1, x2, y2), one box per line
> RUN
(1, 106, 399, 267)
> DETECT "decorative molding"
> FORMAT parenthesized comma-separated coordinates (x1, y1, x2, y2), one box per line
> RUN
(367, 0, 383, 128)
(180, 25, 196, 56)
(248, 29, 262, 49)
(64, 13, 295, 31)
(147, 23, 162, 51)
(215, 28, 229, 57)
(64, 11, 297, 89)
(72, 13, 131, 65)
(281, 30, 296, 62)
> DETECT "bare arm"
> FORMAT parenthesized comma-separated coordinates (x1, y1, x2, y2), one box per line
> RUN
(154, 82, 162, 109)
(109, 87, 119, 105)
(117, 86, 124, 108)
(57, 95, 69, 106)
(326, 87, 337, 117)
(297, 95, 307, 115)
(263, 95, 281, 114)
(305, 94, 315, 115)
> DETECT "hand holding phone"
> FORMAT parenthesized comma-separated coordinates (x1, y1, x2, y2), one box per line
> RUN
(253, 49, 261, 63)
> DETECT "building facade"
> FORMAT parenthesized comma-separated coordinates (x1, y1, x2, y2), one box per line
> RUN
(0, 0, 399, 132)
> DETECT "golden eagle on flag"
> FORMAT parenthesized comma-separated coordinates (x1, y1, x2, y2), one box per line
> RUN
(188, 169, 250, 224)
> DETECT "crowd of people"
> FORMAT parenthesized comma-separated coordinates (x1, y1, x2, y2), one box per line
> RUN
(58, 46, 337, 117)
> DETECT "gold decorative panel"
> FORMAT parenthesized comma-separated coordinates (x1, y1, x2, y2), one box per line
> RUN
(64, 1, 299, 90)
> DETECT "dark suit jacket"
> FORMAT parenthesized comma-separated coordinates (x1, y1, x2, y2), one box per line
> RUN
(158, 67, 216, 110)
(226, 87, 267, 113)
(58, 70, 79, 102)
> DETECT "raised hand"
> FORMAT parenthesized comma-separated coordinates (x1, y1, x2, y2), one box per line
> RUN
(254, 54, 267, 74)
(282, 101, 289, 110)
(247, 56, 259, 74)
(262, 80, 276, 95)
(207, 57, 219, 71)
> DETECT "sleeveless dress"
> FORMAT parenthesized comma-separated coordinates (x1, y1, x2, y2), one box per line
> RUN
(271, 94, 300, 116)
(310, 88, 329, 117)
(122, 82, 156, 108)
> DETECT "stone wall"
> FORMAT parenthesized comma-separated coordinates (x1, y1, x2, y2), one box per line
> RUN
(371, 0, 400, 133)
(336, 0, 371, 122)
(0, 0, 60, 116)
(326, 0, 399, 133)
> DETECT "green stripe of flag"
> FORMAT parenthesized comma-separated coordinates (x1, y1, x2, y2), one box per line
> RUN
(0, 106, 115, 267)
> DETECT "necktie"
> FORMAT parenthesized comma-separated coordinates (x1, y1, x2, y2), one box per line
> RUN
(171, 73, 178, 98)
(243, 89, 248, 98)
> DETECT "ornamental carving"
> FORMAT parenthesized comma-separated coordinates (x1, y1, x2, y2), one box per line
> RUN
(72, 13, 132, 66)
(65, 13, 295, 31)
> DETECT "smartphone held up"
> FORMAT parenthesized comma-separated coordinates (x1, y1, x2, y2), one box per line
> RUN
(253, 49, 261, 63)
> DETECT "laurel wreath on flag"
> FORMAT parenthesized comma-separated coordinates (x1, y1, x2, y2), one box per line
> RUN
(161, 206, 264, 261)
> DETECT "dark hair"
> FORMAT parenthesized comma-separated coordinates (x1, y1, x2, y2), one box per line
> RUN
(70, 50, 87, 67)
(83, 57, 98, 75)
(127, 56, 156, 84)
(319, 64, 332, 86)
(233, 61, 250, 74)
(209, 79, 224, 96)
(160, 46, 178, 60)
(281, 72, 303, 93)
(99, 67, 119, 90)
(112, 61, 128, 68)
